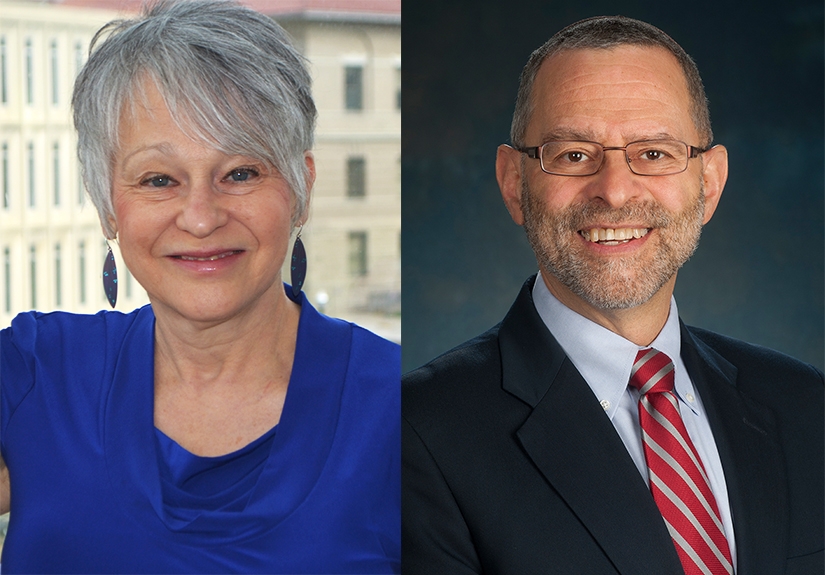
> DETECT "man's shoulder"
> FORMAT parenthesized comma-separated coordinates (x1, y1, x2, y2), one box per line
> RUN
(403, 324, 502, 393)
(684, 324, 823, 416)
(685, 324, 823, 382)
(402, 322, 514, 427)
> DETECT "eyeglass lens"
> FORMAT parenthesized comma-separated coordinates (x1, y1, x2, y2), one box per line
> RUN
(540, 140, 690, 176)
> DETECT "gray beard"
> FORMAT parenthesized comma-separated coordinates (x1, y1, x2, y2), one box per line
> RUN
(521, 179, 705, 310)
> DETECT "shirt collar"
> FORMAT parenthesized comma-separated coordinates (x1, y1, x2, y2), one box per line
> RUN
(531, 273, 699, 418)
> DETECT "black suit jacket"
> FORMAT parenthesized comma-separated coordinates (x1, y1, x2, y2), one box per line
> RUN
(403, 277, 824, 574)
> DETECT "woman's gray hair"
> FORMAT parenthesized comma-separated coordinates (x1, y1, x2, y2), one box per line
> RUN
(72, 0, 317, 239)
(511, 16, 712, 149)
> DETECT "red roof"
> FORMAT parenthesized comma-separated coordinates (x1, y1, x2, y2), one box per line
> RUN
(56, 0, 400, 16)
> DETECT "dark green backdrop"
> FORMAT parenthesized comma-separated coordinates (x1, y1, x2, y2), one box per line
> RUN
(401, 1, 824, 372)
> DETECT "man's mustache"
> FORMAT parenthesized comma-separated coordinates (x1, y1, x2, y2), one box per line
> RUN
(558, 201, 674, 231)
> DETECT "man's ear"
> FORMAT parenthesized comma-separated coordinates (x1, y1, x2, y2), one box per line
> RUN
(700, 144, 728, 225)
(496, 144, 525, 225)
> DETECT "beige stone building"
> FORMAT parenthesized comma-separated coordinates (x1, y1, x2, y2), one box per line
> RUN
(278, 2, 400, 341)
(0, 0, 400, 341)
(0, 1, 135, 328)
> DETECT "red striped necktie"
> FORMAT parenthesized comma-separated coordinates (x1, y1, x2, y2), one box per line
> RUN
(629, 348, 734, 575)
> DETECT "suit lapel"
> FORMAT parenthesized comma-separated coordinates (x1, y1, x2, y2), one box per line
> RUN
(498, 279, 684, 575)
(681, 326, 788, 574)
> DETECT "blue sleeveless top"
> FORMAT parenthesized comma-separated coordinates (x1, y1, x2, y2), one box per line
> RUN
(0, 292, 400, 573)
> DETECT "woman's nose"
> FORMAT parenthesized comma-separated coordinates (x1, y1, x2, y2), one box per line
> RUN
(175, 182, 229, 238)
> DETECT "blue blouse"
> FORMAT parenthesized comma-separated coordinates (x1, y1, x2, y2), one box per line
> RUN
(0, 292, 400, 573)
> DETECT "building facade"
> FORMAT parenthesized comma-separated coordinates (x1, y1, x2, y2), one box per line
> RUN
(0, 1, 140, 328)
(0, 0, 400, 341)
(279, 6, 400, 339)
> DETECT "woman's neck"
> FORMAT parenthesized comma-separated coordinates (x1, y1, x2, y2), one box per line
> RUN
(151, 287, 301, 456)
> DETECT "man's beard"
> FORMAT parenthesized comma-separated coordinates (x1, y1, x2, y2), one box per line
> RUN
(521, 179, 705, 310)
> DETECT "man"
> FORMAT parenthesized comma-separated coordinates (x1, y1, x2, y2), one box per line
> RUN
(402, 16, 823, 575)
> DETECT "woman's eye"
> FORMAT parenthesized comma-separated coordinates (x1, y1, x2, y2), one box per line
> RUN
(142, 175, 172, 187)
(227, 167, 259, 182)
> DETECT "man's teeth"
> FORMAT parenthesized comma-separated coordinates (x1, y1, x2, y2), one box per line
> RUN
(178, 252, 236, 261)
(580, 228, 649, 243)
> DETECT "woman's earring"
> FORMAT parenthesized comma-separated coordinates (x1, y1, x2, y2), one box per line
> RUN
(290, 225, 307, 299)
(103, 242, 118, 309)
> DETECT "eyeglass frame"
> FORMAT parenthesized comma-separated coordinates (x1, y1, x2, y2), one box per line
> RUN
(512, 139, 710, 177)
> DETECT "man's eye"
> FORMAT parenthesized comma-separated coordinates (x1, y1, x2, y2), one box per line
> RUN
(643, 150, 666, 161)
(562, 151, 589, 163)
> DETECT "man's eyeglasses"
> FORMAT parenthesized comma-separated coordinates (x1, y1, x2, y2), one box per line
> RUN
(513, 139, 708, 177)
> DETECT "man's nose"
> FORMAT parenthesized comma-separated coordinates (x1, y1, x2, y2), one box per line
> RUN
(582, 149, 640, 208)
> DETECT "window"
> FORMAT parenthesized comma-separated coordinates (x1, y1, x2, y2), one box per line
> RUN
(125, 266, 132, 299)
(1, 36, 7, 104)
(3, 247, 10, 313)
(348, 231, 367, 277)
(395, 67, 401, 110)
(74, 41, 83, 78)
(2, 143, 8, 209)
(78, 241, 86, 304)
(346, 157, 366, 197)
(53, 142, 60, 206)
(77, 162, 85, 205)
(25, 38, 33, 105)
(54, 243, 61, 306)
(344, 66, 363, 110)
(50, 39, 59, 105)
(27, 142, 35, 207)
(29, 244, 36, 309)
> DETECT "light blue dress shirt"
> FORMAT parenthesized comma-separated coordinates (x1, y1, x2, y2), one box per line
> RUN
(532, 274, 737, 568)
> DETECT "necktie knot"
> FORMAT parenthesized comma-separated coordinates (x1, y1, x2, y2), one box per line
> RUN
(629, 348, 675, 395)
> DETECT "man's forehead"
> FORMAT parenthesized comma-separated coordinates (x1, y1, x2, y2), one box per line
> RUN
(526, 44, 695, 140)
(535, 44, 686, 91)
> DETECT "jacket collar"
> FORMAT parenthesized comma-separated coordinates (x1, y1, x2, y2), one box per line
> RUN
(499, 276, 787, 573)
(680, 325, 788, 573)
(501, 276, 685, 574)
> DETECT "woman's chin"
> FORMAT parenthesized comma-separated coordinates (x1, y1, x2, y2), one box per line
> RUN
(149, 285, 283, 327)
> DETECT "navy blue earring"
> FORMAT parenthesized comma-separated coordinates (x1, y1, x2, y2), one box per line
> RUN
(103, 242, 118, 308)
(290, 226, 307, 299)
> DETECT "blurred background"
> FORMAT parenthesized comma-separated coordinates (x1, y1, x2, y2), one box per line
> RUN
(0, 0, 400, 342)
(402, 0, 824, 373)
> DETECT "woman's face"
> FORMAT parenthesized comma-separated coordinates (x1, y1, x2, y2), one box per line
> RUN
(110, 83, 300, 324)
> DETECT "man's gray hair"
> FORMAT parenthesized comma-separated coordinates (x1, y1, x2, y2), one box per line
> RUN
(510, 16, 712, 149)
(72, 0, 317, 238)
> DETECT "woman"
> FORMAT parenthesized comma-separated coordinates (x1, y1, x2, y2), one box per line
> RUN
(0, 1, 399, 572)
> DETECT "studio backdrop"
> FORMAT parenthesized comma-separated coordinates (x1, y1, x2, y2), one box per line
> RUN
(401, 0, 824, 373)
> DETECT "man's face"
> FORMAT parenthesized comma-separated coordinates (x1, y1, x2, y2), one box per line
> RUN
(507, 45, 724, 314)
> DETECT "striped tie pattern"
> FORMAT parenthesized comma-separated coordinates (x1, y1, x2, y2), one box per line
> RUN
(629, 349, 733, 575)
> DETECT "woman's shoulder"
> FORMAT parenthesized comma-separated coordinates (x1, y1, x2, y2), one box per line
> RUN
(314, 312, 400, 373)
(301, 303, 399, 394)
(299, 295, 399, 366)
(349, 323, 400, 357)
(4, 305, 151, 351)
(1, 306, 154, 422)
(343, 322, 400, 398)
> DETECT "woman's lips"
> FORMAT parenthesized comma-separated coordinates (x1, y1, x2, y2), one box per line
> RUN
(168, 250, 245, 271)
(174, 250, 243, 261)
